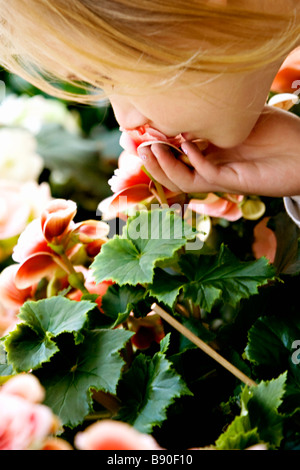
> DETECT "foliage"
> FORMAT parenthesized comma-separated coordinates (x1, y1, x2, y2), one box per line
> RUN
(0, 71, 299, 451)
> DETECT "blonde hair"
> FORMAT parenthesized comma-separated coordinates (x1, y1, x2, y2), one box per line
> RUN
(0, 0, 299, 103)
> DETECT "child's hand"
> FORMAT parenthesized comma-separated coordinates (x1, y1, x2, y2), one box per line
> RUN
(138, 106, 300, 197)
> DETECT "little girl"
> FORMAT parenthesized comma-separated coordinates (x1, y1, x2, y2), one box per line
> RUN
(0, 0, 300, 225)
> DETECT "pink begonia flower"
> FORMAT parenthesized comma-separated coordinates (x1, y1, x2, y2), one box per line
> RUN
(0, 304, 18, 338)
(74, 420, 162, 450)
(40, 438, 73, 450)
(109, 150, 152, 194)
(11, 199, 110, 290)
(119, 124, 184, 154)
(71, 219, 110, 245)
(41, 199, 77, 243)
(0, 264, 34, 310)
(98, 126, 189, 219)
(271, 46, 300, 93)
(252, 217, 277, 263)
(12, 218, 60, 290)
(1, 373, 45, 404)
(188, 193, 244, 222)
(0, 181, 51, 242)
(0, 374, 59, 450)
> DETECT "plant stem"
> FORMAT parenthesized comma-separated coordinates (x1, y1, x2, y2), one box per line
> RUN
(92, 390, 121, 416)
(154, 181, 169, 207)
(53, 249, 89, 295)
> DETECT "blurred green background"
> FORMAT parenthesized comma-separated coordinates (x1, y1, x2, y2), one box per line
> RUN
(0, 69, 121, 221)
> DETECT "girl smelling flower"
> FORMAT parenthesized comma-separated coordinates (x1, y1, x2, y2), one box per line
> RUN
(0, 1, 299, 227)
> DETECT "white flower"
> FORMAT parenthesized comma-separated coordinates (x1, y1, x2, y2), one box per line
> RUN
(0, 128, 43, 183)
(0, 94, 80, 135)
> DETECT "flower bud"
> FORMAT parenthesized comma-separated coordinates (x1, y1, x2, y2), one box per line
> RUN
(41, 199, 77, 243)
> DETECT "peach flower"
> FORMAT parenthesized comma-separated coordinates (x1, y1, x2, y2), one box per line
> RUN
(40, 438, 73, 450)
(252, 217, 277, 263)
(0, 303, 18, 338)
(99, 126, 190, 219)
(119, 124, 184, 154)
(74, 420, 162, 450)
(11, 199, 109, 290)
(0, 264, 34, 310)
(0, 181, 50, 240)
(0, 181, 52, 265)
(41, 199, 77, 243)
(188, 193, 244, 222)
(0, 374, 59, 450)
(271, 46, 300, 93)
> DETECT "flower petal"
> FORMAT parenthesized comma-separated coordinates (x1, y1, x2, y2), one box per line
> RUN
(0, 264, 33, 309)
(74, 420, 162, 450)
(14, 253, 59, 289)
(41, 199, 77, 242)
(72, 220, 110, 243)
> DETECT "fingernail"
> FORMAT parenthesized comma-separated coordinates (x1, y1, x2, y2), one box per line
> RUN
(137, 145, 152, 161)
(181, 145, 188, 155)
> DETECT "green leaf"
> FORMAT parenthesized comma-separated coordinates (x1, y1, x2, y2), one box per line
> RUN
(151, 245, 275, 312)
(4, 297, 97, 372)
(101, 284, 146, 327)
(245, 373, 287, 447)
(36, 328, 133, 428)
(244, 315, 300, 415)
(215, 415, 261, 450)
(91, 210, 196, 286)
(182, 246, 275, 311)
(116, 346, 192, 434)
(19, 297, 96, 338)
(148, 268, 186, 308)
(0, 342, 14, 381)
(4, 324, 59, 373)
(159, 332, 171, 354)
(215, 373, 287, 449)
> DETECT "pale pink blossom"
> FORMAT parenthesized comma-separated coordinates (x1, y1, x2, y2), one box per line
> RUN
(188, 194, 244, 222)
(108, 151, 151, 195)
(11, 199, 109, 290)
(0, 181, 52, 242)
(0, 264, 34, 310)
(74, 420, 162, 450)
(0, 304, 18, 338)
(0, 375, 59, 450)
(119, 124, 184, 155)
(0, 183, 31, 240)
(252, 217, 277, 263)
(11, 218, 59, 290)
(1, 374, 45, 404)
(40, 438, 73, 450)
(41, 199, 77, 243)
(101, 127, 185, 220)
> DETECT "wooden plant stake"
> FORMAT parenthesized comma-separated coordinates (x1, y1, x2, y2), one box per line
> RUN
(152, 303, 257, 388)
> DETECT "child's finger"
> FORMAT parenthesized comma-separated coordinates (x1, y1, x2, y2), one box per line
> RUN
(150, 143, 199, 193)
(137, 145, 181, 192)
(181, 142, 238, 191)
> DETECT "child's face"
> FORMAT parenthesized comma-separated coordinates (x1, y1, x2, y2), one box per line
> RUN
(108, 60, 283, 149)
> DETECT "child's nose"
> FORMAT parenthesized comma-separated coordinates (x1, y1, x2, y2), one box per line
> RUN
(109, 97, 149, 130)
